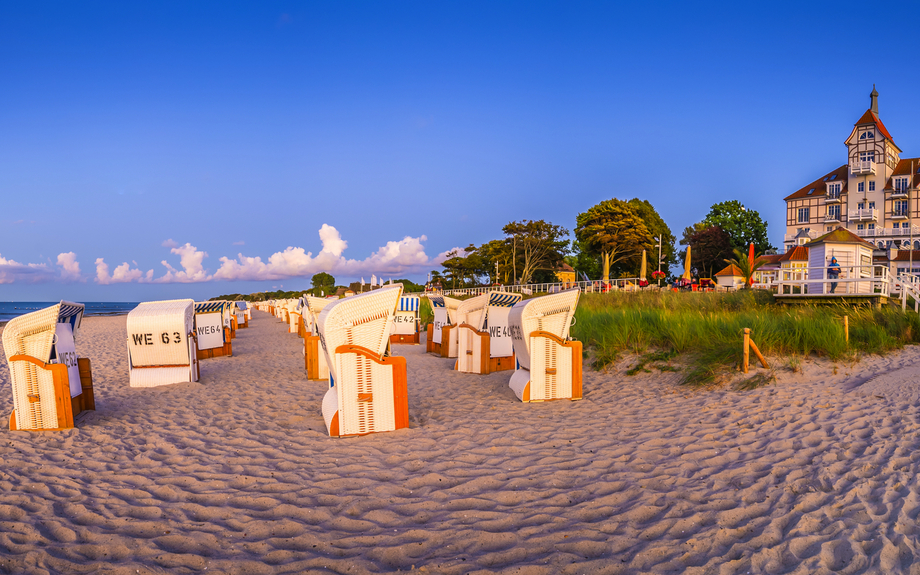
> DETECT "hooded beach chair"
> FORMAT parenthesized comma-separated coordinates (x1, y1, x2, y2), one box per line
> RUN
(288, 300, 301, 335)
(456, 292, 522, 374)
(443, 293, 489, 359)
(390, 295, 421, 344)
(2, 302, 95, 430)
(303, 296, 333, 380)
(508, 289, 582, 402)
(127, 299, 200, 387)
(425, 295, 461, 355)
(235, 301, 249, 328)
(317, 285, 408, 437)
(194, 302, 233, 359)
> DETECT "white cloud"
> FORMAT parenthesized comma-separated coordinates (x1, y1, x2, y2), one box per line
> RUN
(0, 254, 52, 284)
(161, 239, 179, 248)
(94, 258, 153, 285)
(56, 252, 82, 282)
(156, 243, 210, 283)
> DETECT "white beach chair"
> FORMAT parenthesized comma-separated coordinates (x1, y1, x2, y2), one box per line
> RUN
(391, 295, 421, 344)
(425, 295, 461, 355)
(2, 302, 95, 430)
(445, 293, 489, 360)
(456, 292, 523, 374)
(235, 301, 249, 328)
(508, 289, 582, 402)
(127, 299, 200, 387)
(194, 302, 233, 359)
(317, 285, 408, 437)
(303, 296, 333, 380)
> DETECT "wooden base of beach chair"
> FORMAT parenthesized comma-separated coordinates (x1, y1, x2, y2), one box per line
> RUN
(440, 325, 455, 357)
(230, 317, 237, 339)
(490, 355, 516, 373)
(196, 328, 233, 359)
(7, 355, 96, 431)
(390, 332, 420, 345)
(238, 319, 249, 329)
(304, 335, 329, 380)
(425, 324, 444, 355)
(509, 333, 582, 402)
(323, 345, 408, 437)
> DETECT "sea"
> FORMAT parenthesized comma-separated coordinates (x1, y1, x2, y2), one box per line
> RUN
(0, 302, 139, 324)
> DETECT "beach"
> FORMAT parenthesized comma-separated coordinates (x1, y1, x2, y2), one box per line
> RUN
(2, 311, 920, 574)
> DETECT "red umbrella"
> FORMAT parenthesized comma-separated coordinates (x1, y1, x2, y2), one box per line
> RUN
(747, 242, 756, 286)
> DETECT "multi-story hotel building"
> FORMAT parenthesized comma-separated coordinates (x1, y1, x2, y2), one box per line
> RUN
(784, 87, 919, 253)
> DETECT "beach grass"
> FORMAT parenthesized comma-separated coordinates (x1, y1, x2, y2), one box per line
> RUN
(571, 290, 920, 385)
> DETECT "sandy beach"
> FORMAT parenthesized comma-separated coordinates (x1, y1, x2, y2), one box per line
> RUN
(2, 311, 920, 574)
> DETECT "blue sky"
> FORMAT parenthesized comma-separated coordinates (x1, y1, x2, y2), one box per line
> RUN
(2, 1, 920, 301)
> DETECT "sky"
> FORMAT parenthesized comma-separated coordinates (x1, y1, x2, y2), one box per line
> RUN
(3, 1, 920, 301)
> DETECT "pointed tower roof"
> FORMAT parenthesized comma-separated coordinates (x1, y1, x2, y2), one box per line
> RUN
(850, 86, 897, 147)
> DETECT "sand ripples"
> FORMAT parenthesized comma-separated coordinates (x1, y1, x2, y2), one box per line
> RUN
(2, 314, 920, 573)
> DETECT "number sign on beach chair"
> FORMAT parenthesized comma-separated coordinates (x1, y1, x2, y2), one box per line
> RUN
(194, 302, 233, 359)
(508, 289, 582, 402)
(456, 292, 523, 374)
(391, 295, 420, 344)
(425, 295, 461, 355)
(2, 302, 96, 431)
(303, 296, 333, 380)
(127, 299, 200, 387)
(317, 285, 408, 437)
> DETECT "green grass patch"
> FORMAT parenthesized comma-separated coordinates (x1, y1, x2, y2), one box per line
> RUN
(572, 290, 920, 386)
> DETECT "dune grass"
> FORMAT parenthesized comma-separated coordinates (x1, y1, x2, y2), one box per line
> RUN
(571, 290, 920, 386)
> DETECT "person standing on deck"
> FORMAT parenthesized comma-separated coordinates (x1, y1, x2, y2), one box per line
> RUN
(828, 257, 841, 293)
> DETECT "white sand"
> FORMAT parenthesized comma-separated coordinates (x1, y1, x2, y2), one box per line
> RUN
(2, 311, 920, 574)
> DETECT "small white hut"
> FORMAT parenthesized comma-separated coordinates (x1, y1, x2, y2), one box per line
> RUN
(805, 227, 876, 295)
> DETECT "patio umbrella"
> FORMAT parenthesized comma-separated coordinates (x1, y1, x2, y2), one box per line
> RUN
(747, 242, 756, 286)
(640, 250, 647, 282)
(682, 246, 692, 280)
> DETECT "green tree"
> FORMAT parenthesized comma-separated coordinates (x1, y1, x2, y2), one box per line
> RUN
(702, 200, 774, 253)
(684, 225, 734, 279)
(502, 220, 569, 285)
(575, 199, 653, 282)
(627, 198, 677, 272)
(311, 272, 335, 291)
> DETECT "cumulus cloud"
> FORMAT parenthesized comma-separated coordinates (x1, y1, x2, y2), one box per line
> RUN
(56, 252, 82, 282)
(95, 258, 153, 285)
(161, 239, 179, 249)
(0, 254, 52, 284)
(156, 243, 210, 283)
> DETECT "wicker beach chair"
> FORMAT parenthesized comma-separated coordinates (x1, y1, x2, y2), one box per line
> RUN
(2, 302, 95, 430)
(391, 295, 421, 344)
(444, 293, 489, 359)
(127, 299, 200, 387)
(508, 288, 582, 402)
(194, 302, 233, 359)
(235, 301, 249, 328)
(456, 292, 523, 374)
(425, 295, 461, 355)
(303, 296, 333, 380)
(316, 285, 408, 437)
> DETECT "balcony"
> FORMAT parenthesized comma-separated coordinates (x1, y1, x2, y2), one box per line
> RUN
(823, 192, 841, 204)
(848, 208, 878, 221)
(891, 188, 909, 199)
(823, 212, 841, 223)
(891, 209, 910, 220)
(850, 160, 876, 175)
(855, 225, 920, 238)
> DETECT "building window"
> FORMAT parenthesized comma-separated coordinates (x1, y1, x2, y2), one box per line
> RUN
(827, 205, 840, 220)
(895, 177, 910, 191)
(860, 151, 876, 162)
(868, 223, 876, 230)
(869, 181, 876, 191)
(858, 202, 865, 209)
(828, 182, 841, 197)
(893, 222, 901, 229)
(895, 200, 909, 216)
(797, 208, 810, 223)
(869, 201, 875, 209)
(860, 131, 875, 140)
(857, 223, 865, 230)
(858, 182, 865, 192)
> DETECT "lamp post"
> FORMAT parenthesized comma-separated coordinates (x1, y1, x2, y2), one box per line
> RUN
(654, 235, 664, 286)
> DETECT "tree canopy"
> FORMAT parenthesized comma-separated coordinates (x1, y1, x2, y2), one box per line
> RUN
(702, 200, 773, 254)
(502, 220, 569, 285)
(311, 272, 335, 290)
(574, 199, 653, 281)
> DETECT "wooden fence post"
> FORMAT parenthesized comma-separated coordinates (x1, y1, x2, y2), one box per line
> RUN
(743, 328, 750, 373)
(844, 315, 849, 344)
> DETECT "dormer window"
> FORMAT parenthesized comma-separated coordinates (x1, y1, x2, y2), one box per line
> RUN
(895, 177, 910, 191)
(827, 182, 842, 197)
(860, 131, 875, 140)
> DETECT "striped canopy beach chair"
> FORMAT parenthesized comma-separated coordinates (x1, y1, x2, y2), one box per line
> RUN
(2, 302, 95, 430)
(425, 295, 461, 355)
(303, 296, 333, 380)
(508, 289, 582, 402)
(456, 292, 523, 374)
(390, 294, 421, 344)
(127, 300, 200, 387)
(317, 285, 408, 437)
(194, 302, 233, 359)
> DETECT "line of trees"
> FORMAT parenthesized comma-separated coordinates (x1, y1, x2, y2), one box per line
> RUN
(433, 198, 773, 288)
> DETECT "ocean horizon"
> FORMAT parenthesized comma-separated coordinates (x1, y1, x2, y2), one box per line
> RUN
(0, 301, 139, 324)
